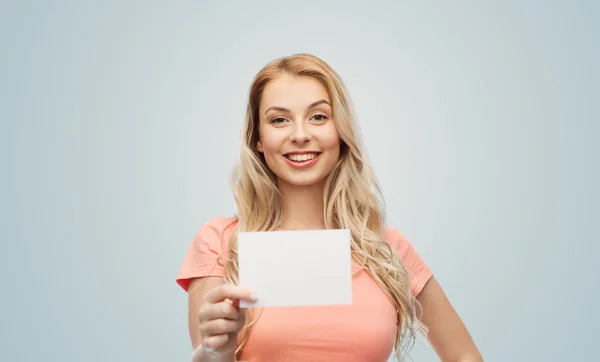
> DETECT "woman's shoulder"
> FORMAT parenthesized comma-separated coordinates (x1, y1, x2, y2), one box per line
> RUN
(186, 216, 238, 253)
(382, 224, 406, 242)
(381, 224, 417, 255)
(192, 216, 238, 245)
(202, 216, 238, 231)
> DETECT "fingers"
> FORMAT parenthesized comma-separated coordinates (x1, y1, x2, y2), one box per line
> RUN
(199, 299, 240, 322)
(201, 318, 239, 336)
(198, 301, 247, 335)
(201, 334, 229, 350)
(204, 284, 258, 305)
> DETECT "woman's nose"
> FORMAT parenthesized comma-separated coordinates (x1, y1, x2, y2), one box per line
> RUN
(289, 122, 312, 144)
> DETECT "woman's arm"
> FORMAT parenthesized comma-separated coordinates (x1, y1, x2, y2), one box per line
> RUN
(416, 276, 483, 362)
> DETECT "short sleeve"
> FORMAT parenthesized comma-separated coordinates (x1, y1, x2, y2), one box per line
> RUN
(384, 226, 433, 297)
(175, 217, 236, 292)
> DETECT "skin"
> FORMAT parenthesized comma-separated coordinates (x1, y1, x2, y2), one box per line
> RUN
(188, 73, 483, 362)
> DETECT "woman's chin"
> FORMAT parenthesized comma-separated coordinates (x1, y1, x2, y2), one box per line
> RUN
(278, 174, 327, 188)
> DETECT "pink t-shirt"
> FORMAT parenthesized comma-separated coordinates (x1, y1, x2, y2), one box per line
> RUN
(177, 217, 433, 362)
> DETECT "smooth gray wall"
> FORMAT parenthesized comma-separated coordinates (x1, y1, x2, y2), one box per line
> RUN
(1, 1, 598, 361)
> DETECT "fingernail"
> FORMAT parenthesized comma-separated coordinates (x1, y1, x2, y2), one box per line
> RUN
(250, 293, 258, 301)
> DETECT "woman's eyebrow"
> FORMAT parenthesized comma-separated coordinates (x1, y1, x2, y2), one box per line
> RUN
(263, 99, 331, 115)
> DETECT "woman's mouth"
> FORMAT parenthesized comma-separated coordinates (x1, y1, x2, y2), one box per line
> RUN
(283, 152, 322, 168)
(284, 152, 320, 162)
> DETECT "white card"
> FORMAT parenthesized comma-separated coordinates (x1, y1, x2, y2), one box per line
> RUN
(238, 228, 352, 308)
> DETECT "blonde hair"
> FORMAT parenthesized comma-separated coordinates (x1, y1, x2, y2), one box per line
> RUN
(223, 53, 426, 360)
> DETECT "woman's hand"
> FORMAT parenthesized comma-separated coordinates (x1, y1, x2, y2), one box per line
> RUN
(197, 284, 258, 354)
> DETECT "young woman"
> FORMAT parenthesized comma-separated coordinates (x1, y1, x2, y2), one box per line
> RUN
(177, 54, 483, 362)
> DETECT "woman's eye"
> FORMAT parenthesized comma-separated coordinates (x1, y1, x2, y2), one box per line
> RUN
(311, 114, 328, 122)
(270, 117, 287, 124)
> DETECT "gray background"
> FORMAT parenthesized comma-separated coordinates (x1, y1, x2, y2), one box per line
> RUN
(1, 1, 598, 361)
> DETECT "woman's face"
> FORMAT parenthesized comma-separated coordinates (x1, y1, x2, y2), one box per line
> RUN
(257, 73, 341, 188)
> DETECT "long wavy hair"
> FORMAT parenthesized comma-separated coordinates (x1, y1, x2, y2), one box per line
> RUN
(222, 53, 426, 360)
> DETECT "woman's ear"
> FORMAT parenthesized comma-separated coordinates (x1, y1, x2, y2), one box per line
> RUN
(257, 140, 263, 153)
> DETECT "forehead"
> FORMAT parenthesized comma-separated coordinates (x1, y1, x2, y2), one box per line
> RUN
(260, 74, 330, 112)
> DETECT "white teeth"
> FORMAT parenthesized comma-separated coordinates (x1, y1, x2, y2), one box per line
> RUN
(287, 153, 318, 162)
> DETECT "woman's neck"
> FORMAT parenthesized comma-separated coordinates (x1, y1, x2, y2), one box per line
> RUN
(277, 180, 326, 231)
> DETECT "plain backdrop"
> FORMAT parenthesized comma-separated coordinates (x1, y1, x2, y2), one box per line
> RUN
(1, 1, 598, 361)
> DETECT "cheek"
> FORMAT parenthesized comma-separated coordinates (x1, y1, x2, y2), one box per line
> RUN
(320, 125, 341, 152)
(261, 139, 281, 155)
(259, 128, 281, 154)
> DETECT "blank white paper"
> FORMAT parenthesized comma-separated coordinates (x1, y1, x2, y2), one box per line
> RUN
(238, 228, 352, 308)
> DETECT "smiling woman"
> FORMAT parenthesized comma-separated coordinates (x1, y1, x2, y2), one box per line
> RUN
(176, 53, 483, 362)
